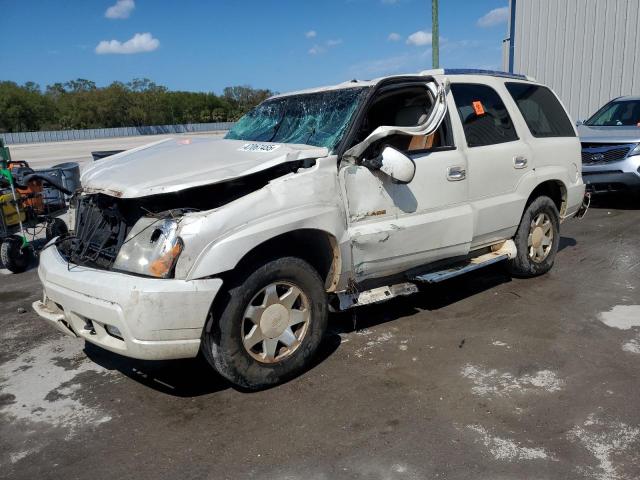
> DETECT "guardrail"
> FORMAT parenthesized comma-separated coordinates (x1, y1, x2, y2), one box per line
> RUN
(0, 122, 236, 145)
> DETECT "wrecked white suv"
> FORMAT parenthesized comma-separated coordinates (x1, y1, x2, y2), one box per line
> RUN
(34, 70, 586, 389)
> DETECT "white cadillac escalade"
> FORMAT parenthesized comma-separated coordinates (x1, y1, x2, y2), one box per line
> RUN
(34, 70, 586, 389)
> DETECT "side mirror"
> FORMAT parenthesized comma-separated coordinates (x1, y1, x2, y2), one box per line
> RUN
(576, 119, 584, 126)
(364, 146, 416, 184)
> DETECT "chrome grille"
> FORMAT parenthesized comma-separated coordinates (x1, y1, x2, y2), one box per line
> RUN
(581, 143, 634, 165)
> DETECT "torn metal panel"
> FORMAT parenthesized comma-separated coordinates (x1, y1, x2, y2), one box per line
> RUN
(337, 282, 418, 310)
(179, 156, 350, 281)
(343, 78, 450, 161)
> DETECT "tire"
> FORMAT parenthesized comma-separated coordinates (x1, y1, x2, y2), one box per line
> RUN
(508, 196, 560, 277)
(0, 235, 33, 274)
(46, 217, 68, 242)
(201, 257, 328, 390)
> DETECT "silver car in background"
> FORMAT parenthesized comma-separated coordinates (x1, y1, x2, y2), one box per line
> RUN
(578, 96, 640, 193)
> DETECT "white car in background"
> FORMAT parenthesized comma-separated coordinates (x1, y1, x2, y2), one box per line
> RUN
(34, 69, 586, 389)
(578, 96, 640, 194)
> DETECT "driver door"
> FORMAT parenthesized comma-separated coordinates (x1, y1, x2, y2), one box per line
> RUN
(340, 80, 473, 282)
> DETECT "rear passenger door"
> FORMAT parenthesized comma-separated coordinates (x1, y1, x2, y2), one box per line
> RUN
(450, 82, 534, 248)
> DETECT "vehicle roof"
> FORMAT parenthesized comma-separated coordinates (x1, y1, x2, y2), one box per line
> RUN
(610, 95, 640, 101)
(271, 69, 538, 99)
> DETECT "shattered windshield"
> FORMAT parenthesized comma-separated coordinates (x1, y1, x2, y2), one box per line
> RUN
(225, 87, 369, 151)
(586, 99, 640, 126)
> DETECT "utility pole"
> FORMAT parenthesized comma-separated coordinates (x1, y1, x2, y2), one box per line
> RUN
(432, 0, 439, 68)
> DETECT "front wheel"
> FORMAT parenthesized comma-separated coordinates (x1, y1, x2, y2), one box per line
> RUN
(201, 257, 328, 390)
(0, 235, 33, 274)
(508, 196, 560, 277)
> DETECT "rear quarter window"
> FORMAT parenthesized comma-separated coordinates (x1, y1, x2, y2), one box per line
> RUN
(450, 83, 518, 148)
(505, 83, 576, 138)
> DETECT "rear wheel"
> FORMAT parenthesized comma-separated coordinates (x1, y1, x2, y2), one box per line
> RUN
(0, 235, 33, 273)
(508, 196, 560, 277)
(201, 257, 328, 390)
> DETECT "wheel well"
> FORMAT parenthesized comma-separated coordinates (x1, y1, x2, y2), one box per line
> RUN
(526, 180, 567, 215)
(226, 229, 340, 292)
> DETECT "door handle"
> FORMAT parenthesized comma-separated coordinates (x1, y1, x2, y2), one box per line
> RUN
(513, 155, 528, 169)
(447, 166, 466, 181)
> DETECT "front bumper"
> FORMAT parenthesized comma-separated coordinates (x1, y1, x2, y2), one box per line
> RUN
(582, 156, 640, 193)
(33, 246, 223, 360)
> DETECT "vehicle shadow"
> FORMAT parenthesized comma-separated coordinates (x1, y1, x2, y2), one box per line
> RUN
(559, 236, 577, 252)
(84, 343, 231, 397)
(589, 192, 640, 210)
(329, 264, 513, 335)
(84, 329, 343, 397)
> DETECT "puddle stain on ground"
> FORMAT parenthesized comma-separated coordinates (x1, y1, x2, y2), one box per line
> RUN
(467, 424, 553, 461)
(568, 413, 640, 480)
(461, 364, 564, 397)
(599, 305, 640, 330)
(0, 335, 116, 464)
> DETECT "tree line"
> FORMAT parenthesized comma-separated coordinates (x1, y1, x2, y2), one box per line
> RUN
(0, 78, 274, 132)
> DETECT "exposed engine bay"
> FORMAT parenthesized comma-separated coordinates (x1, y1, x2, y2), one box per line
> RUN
(58, 159, 313, 272)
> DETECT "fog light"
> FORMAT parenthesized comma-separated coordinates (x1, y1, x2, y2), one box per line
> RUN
(105, 324, 123, 340)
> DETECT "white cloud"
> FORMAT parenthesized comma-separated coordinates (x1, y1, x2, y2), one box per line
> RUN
(406, 30, 432, 46)
(305, 30, 317, 38)
(308, 38, 342, 55)
(477, 6, 509, 28)
(105, 0, 135, 19)
(308, 44, 325, 55)
(95, 32, 160, 54)
(387, 32, 401, 42)
(348, 49, 431, 77)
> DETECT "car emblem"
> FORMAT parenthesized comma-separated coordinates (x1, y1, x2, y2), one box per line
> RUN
(591, 153, 604, 161)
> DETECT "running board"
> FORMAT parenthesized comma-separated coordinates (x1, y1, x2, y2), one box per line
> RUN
(410, 251, 508, 284)
(336, 240, 516, 310)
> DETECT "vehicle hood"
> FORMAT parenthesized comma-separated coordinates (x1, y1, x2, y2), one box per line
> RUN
(80, 137, 329, 198)
(578, 125, 640, 144)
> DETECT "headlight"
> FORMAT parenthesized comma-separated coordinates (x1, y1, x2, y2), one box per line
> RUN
(113, 217, 183, 278)
(629, 143, 640, 157)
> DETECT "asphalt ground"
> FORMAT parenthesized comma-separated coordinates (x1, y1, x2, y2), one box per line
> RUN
(8, 131, 226, 170)
(1, 195, 640, 480)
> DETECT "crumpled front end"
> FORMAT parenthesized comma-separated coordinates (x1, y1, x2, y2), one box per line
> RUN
(33, 245, 222, 360)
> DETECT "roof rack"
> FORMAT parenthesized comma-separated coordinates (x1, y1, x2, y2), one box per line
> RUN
(446, 69, 533, 81)
(420, 68, 534, 81)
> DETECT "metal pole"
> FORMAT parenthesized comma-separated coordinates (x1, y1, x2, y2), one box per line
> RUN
(432, 0, 439, 69)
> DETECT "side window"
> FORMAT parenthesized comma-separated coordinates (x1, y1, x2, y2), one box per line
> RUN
(450, 83, 518, 147)
(505, 83, 576, 137)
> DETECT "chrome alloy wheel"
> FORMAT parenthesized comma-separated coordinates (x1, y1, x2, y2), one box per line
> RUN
(527, 213, 554, 263)
(241, 282, 311, 363)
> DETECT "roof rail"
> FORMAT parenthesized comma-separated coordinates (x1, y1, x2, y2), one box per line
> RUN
(442, 68, 534, 81)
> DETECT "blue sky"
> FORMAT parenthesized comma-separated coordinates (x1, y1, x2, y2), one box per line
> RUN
(1, 0, 510, 94)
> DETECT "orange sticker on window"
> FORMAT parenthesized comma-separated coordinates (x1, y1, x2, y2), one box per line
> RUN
(472, 101, 485, 116)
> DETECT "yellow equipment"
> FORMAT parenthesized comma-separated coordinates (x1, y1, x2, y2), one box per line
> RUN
(0, 191, 26, 227)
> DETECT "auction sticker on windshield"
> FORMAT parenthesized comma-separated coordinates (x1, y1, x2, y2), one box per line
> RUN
(239, 143, 281, 152)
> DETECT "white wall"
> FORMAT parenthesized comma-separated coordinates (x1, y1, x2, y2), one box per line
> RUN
(505, 0, 640, 121)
